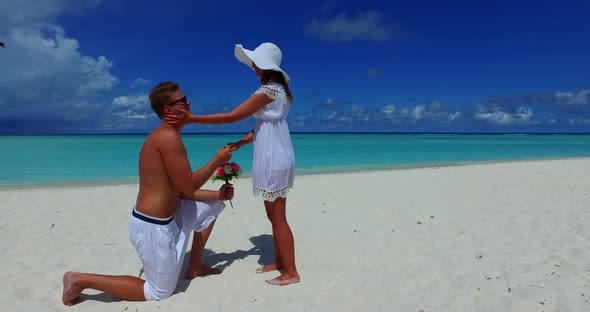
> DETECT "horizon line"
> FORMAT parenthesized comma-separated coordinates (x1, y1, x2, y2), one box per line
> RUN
(1, 131, 590, 136)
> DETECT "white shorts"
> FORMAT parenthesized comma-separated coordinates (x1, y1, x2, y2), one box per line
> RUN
(128, 198, 225, 301)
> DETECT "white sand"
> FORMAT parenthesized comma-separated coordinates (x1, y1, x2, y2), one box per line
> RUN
(1, 158, 589, 312)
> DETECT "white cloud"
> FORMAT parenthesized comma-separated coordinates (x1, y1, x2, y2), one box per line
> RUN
(112, 94, 153, 120)
(515, 106, 533, 121)
(0, 0, 117, 129)
(289, 115, 309, 128)
(0, 25, 117, 115)
(448, 111, 462, 121)
(113, 95, 149, 110)
(381, 104, 410, 123)
(382, 104, 396, 117)
(400, 108, 411, 118)
(0, 0, 100, 29)
(564, 117, 590, 125)
(474, 104, 535, 125)
(305, 10, 402, 42)
(132, 78, 150, 88)
(412, 105, 425, 120)
(475, 110, 513, 124)
(411, 102, 460, 122)
(381, 102, 460, 124)
(113, 111, 150, 120)
(555, 89, 590, 107)
(337, 116, 353, 122)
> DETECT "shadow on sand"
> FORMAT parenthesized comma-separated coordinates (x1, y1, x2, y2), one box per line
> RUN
(77, 292, 122, 304)
(175, 233, 274, 294)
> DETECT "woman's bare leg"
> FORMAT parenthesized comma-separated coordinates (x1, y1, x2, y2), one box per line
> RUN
(256, 218, 284, 274)
(262, 197, 300, 286)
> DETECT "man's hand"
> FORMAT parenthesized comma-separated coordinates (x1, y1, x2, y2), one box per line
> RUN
(226, 141, 242, 152)
(217, 183, 234, 201)
(213, 146, 232, 166)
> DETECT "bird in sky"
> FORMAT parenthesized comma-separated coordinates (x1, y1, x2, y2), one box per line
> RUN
(0, 42, 5, 48)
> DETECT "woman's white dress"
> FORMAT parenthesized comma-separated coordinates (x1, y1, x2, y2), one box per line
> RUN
(251, 82, 295, 202)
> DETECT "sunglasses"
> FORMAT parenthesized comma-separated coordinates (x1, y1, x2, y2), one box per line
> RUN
(167, 96, 189, 108)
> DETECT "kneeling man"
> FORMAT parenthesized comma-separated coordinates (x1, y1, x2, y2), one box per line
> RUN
(62, 81, 233, 304)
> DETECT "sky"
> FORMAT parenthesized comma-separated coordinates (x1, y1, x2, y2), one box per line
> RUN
(0, 0, 589, 134)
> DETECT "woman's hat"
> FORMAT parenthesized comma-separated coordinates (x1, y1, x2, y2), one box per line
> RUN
(234, 42, 290, 86)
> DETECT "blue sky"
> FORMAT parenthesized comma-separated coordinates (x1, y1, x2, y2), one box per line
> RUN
(0, 0, 589, 134)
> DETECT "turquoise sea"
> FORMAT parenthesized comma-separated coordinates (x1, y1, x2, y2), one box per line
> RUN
(0, 133, 589, 188)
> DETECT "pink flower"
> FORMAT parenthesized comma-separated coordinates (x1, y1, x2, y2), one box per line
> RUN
(230, 162, 240, 173)
(216, 167, 224, 177)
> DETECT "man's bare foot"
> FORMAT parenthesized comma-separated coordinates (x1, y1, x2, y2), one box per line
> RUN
(185, 265, 222, 280)
(62, 271, 82, 306)
(265, 273, 300, 286)
(255, 263, 284, 274)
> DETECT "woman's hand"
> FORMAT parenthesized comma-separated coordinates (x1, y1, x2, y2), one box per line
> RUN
(164, 108, 192, 128)
(226, 141, 243, 152)
(217, 183, 234, 201)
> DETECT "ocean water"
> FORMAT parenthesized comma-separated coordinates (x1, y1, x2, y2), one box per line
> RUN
(0, 133, 589, 188)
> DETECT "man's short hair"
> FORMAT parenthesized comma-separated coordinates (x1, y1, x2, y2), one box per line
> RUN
(149, 81, 180, 119)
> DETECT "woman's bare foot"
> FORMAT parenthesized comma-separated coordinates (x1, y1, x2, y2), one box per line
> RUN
(255, 263, 284, 274)
(265, 273, 300, 286)
(185, 265, 222, 280)
(62, 271, 82, 306)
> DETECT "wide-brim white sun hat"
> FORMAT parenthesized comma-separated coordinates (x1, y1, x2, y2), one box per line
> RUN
(234, 42, 290, 86)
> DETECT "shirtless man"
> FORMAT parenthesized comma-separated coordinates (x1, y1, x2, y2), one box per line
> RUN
(62, 81, 233, 305)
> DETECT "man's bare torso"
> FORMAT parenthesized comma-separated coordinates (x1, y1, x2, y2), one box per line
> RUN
(135, 125, 184, 218)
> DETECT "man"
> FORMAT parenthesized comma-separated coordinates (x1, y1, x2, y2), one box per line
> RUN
(62, 81, 233, 305)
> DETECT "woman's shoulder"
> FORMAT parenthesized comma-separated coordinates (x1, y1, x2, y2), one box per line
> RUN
(255, 83, 286, 100)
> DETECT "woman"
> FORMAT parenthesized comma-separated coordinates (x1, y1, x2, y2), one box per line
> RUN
(171, 42, 299, 286)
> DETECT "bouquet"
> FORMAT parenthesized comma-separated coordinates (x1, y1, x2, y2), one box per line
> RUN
(211, 162, 242, 209)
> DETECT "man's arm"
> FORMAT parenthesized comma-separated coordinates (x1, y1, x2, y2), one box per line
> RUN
(158, 130, 231, 195)
(180, 190, 218, 201)
(180, 184, 234, 201)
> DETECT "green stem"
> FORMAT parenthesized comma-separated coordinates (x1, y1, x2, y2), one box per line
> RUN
(225, 180, 234, 209)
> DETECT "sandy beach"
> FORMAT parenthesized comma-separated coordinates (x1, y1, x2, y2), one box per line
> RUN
(1, 158, 589, 312)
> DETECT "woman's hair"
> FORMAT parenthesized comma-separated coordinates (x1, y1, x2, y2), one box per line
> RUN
(260, 70, 293, 103)
(149, 81, 180, 119)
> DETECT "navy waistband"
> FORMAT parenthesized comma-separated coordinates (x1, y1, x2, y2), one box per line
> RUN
(132, 210, 174, 225)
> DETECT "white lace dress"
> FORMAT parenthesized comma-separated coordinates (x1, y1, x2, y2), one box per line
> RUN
(251, 82, 295, 202)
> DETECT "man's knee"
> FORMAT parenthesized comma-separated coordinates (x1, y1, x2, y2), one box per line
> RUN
(153, 289, 174, 301)
(144, 282, 175, 301)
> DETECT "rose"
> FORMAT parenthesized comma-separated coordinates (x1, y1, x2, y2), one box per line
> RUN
(223, 164, 233, 175)
(211, 162, 243, 209)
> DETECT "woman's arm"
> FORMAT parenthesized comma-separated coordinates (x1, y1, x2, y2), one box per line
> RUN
(225, 130, 253, 152)
(189, 93, 272, 124)
(235, 130, 254, 146)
